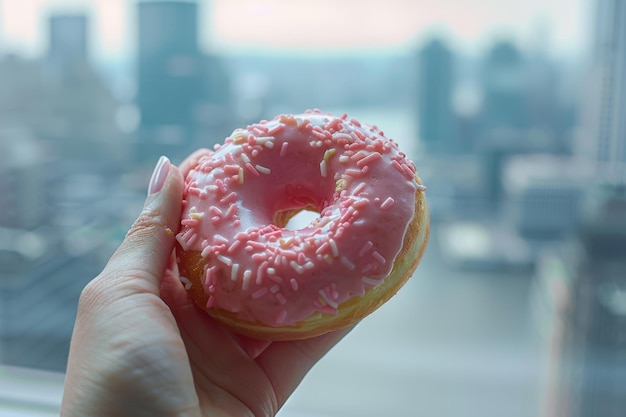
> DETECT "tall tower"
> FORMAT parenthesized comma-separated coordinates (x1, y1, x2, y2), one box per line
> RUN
(557, 185, 626, 417)
(0, 127, 47, 230)
(48, 13, 89, 70)
(417, 38, 454, 153)
(481, 41, 528, 131)
(582, 0, 626, 182)
(136, 0, 203, 163)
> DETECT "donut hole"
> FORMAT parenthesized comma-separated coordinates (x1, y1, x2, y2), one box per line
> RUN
(277, 206, 321, 231)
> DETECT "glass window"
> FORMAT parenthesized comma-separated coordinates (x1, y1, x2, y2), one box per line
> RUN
(1, 1, 624, 416)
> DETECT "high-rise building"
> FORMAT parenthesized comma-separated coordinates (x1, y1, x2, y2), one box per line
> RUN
(549, 185, 626, 417)
(0, 127, 48, 230)
(581, 0, 626, 182)
(480, 41, 529, 131)
(47, 14, 89, 70)
(136, 0, 203, 163)
(43, 12, 125, 162)
(417, 39, 454, 153)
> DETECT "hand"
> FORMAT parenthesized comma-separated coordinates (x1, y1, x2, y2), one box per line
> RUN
(61, 153, 350, 417)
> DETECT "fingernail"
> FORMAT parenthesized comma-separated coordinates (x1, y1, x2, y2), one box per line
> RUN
(148, 156, 170, 195)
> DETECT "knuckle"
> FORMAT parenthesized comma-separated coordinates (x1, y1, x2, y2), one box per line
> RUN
(126, 210, 162, 240)
(124, 205, 173, 247)
(77, 277, 109, 315)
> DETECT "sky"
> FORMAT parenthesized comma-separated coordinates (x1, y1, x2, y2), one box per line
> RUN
(0, 0, 593, 61)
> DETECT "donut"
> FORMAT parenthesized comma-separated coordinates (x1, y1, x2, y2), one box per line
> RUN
(175, 110, 429, 340)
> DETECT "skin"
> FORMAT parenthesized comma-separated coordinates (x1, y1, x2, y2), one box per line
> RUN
(61, 150, 351, 417)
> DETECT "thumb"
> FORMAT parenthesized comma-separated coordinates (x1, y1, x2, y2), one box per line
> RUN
(102, 156, 184, 296)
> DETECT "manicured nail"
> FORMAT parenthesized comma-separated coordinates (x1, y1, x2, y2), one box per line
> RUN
(148, 156, 170, 195)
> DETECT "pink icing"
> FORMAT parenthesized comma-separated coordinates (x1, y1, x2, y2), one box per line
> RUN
(177, 110, 424, 327)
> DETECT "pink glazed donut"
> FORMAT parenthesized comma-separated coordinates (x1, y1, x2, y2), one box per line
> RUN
(176, 110, 429, 340)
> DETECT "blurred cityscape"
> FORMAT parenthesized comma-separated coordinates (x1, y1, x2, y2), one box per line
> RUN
(0, 0, 625, 416)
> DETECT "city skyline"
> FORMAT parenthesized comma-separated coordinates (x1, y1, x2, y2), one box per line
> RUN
(0, 0, 591, 62)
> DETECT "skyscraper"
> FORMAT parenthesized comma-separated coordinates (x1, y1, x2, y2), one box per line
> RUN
(48, 14, 89, 70)
(556, 185, 626, 417)
(136, 0, 203, 162)
(582, 0, 626, 182)
(0, 127, 47, 230)
(42, 12, 125, 161)
(480, 41, 528, 131)
(417, 39, 454, 153)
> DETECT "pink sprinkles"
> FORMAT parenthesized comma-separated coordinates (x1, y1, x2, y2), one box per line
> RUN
(380, 197, 395, 210)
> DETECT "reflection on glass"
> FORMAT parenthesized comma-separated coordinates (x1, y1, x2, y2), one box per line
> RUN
(0, 0, 624, 416)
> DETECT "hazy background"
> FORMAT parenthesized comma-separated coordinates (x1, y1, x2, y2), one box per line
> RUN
(1, 1, 625, 417)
